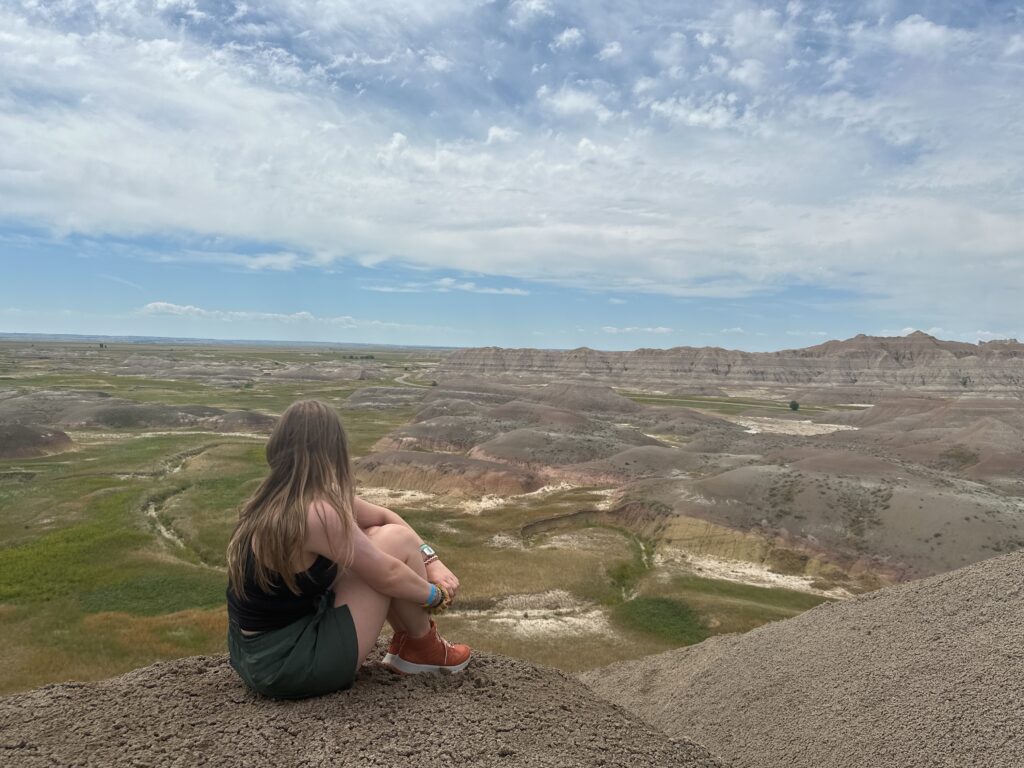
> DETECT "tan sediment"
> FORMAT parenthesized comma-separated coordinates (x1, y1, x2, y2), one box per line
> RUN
(0, 651, 726, 768)
(581, 550, 1024, 768)
(723, 416, 859, 435)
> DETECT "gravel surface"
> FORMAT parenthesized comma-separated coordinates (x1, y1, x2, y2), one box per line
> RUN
(0, 648, 727, 768)
(580, 550, 1024, 768)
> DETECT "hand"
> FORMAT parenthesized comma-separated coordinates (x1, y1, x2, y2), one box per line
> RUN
(426, 582, 453, 614)
(425, 559, 459, 600)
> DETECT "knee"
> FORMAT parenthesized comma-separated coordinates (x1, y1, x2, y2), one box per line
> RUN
(369, 523, 418, 556)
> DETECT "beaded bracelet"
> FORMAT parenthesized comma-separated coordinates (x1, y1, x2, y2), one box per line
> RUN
(422, 583, 438, 608)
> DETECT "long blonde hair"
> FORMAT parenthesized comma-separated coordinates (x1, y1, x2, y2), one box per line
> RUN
(227, 399, 356, 599)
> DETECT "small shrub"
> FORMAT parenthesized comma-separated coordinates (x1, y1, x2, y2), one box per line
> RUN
(789, 400, 800, 411)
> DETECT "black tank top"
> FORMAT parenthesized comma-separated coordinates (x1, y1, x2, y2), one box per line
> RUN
(226, 543, 338, 632)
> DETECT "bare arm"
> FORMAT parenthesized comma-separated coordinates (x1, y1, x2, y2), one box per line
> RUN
(353, 495, 418, 535)
(352, 495, 461, 598)
(306, 501, 432, 604)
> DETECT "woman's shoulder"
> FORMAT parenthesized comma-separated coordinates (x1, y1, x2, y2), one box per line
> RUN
(304, 497, 350, 558)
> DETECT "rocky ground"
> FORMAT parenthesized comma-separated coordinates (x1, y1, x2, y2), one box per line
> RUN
(0, 646, 727, 768)
(580, 549, 1024, 768)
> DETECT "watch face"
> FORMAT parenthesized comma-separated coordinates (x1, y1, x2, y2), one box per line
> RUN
(420, 544, 436, 557)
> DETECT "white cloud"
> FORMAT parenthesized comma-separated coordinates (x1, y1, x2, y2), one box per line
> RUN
(609, 298, 626, 304)
(551, 27, 584, 52)
(881, 327, 1021, 344)
(141, 302, 331, 323)
(537, 85, 614, 123)
(138, 301, 419, 329)
(650, 93, 739, 129)
(726, 9, 791, 55)
(486, 125, 520, 144)
(633, 77, 658, 95)
(98, 273, 144, 290)
(152, 251, 303, 271)
(1005, 35, 1024, 57)
(602, 325, 672, 334)
(508, 0, 552, 29)
(728, 59, 765, 88)
(1, 2, 1022, 335)
(890, 15, 972, 57)
(598, 41, 622, 60)
(696, 31, 717, 49)
(423, 52, 453, 72)
(364, 278, 529, 296)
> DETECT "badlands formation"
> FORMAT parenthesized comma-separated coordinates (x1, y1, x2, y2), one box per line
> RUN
(1, 333, 1022, 766)
(354, 335, 1024, 588)
(440, 331, 1024, 395)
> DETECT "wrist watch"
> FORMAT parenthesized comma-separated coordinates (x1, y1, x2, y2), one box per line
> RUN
(420, 543, 439, 565)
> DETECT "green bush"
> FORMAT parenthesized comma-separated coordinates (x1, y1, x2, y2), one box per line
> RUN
(789, 400, 800, 411)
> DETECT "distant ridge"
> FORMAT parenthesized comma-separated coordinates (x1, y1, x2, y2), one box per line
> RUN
(0, 332, 456, 350)
(439, 332, 1024, 394)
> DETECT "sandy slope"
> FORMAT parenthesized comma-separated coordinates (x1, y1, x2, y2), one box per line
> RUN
(580, 550, 1024, 768)
(0, 649, 727, 768)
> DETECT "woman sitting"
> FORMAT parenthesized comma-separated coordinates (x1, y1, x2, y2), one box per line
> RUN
(225, 399, 471, 699)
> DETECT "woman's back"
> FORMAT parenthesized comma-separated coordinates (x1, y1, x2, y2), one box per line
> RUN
(226, 543, 337, 632)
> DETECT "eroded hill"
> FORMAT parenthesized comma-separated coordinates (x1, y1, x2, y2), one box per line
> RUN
(439, 332, 1024, 395)
(0, 650, 727, 768)
(580, 549, 1024, 768)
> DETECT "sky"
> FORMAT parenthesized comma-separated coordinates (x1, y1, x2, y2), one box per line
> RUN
(1, 1, 1022, 351)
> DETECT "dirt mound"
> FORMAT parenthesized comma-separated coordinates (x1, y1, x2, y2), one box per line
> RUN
(374, 417, 502, 453)
(0, 390, 237, 430)
(675, 462, 1020, 581)
(525, 382, 642, 414)
(356, 450, 544, 497)
(469, 427, 659, 469)
(568, 445, 712, 482)
(0, 388, 111, 424)
(204, 410, 277, 433)
(0, 424, 73, 458)
(343, 386, 429, 409)
(386, 399, 598, 454)
(580, 550, 1024, 768)
(0, 652, 726, 768)
(411, 397, 487, 422)
(486, 399, 591, 428)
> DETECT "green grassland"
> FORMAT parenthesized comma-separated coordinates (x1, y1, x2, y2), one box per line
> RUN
(0, 343, 831, 692)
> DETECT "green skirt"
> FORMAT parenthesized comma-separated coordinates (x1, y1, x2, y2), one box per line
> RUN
(227, 590, 359, 700)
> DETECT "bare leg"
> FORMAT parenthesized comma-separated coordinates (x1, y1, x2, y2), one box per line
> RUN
(364, 524, 430, 638)
(332, 523, 432, 673)
(332, 570, 391, 674)
(360, 525, 411, 635)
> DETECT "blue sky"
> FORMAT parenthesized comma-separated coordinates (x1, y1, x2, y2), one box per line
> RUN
(1, 1, 1022, 350)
